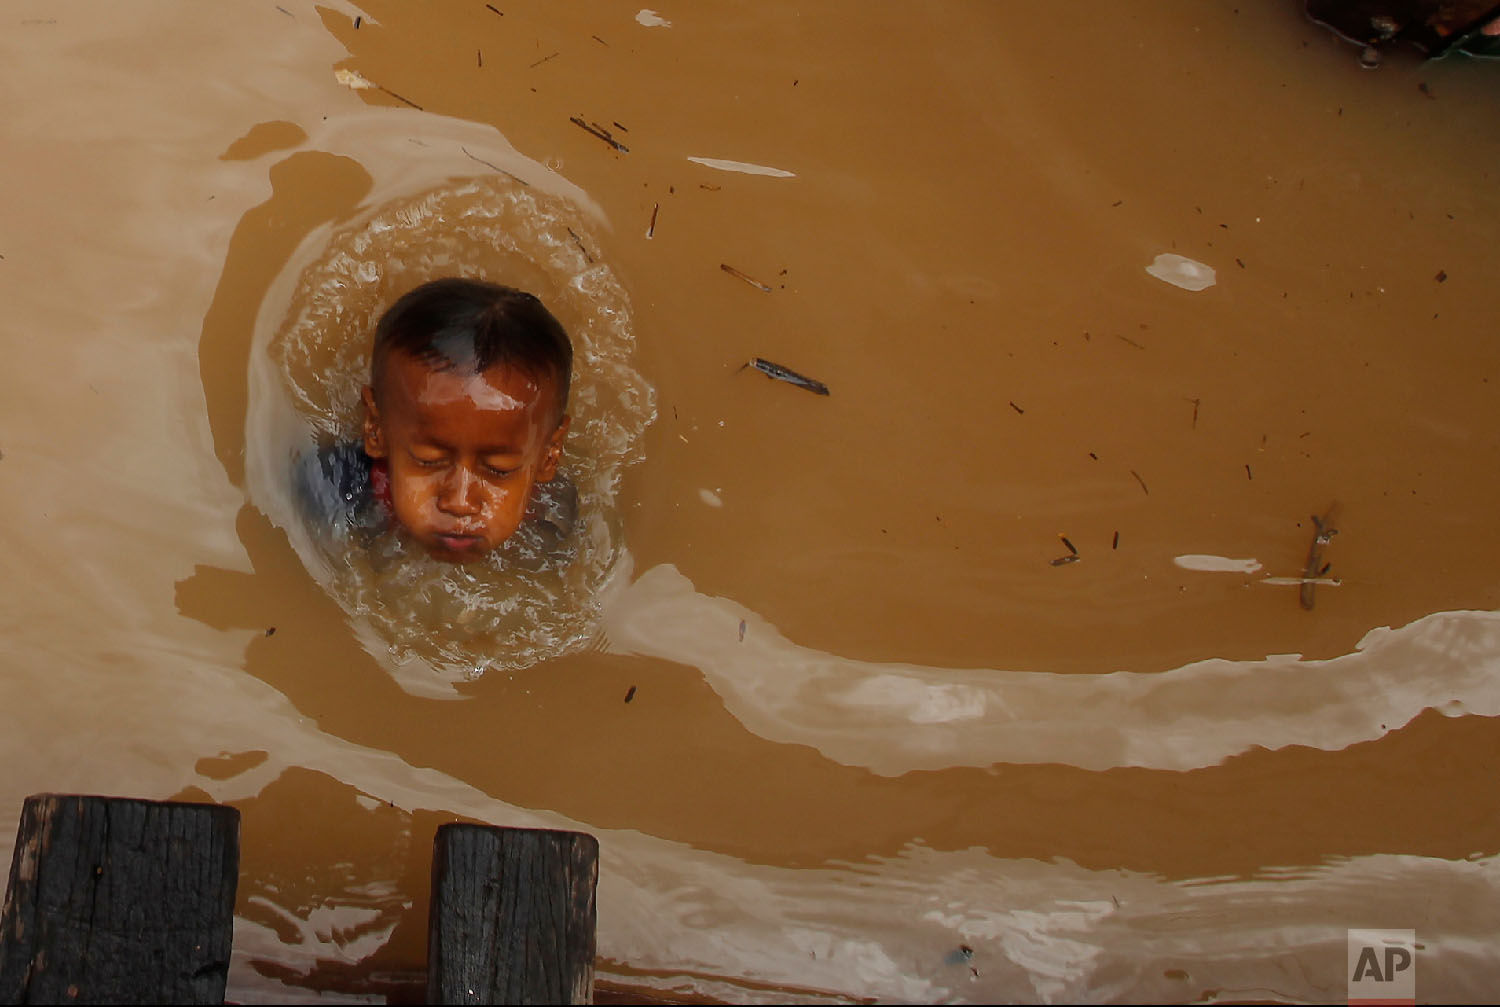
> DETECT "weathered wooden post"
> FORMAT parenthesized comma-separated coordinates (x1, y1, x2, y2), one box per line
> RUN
(427, 824, 598, 1005)
(0, 795, 239, 1005)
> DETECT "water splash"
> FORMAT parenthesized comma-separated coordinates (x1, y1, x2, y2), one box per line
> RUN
(257, 176, 654, 687)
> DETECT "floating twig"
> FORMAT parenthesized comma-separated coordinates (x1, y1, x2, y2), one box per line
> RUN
(460, 146, 528, 185)
(738, 620, 746, 642)
(738, 358, 830, 396)
(1112, 530, 1119, 549)
(1130, 469, 1149, 496)
(530, 51, 560, 69)
(720, 263, 772, 292)
(1050, 534, 1080, 566)
(354, 15, 361, 28)
(1009, 401, 1025, 415)
(568, 115, 628, 152)
(1186, 396, 1200, 428)
(647, 202, 659, 239)
(378, 85, 423, 110)
(566, 227, 595, 264)
(1115, 333, 1146, 350)
(624, 685, 636, 703)
(485, 3, 503, 14)
(1299, 503, 1340, 611)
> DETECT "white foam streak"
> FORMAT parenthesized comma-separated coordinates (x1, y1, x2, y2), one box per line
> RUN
(1175, 554, 1262, 573)
(1147, 252, 1216, 291)
(687, 156, 796, 177)
(603, 564, 1500, 774)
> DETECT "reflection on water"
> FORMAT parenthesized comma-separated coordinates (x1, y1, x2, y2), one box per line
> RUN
(3, 1, 1500, 1003)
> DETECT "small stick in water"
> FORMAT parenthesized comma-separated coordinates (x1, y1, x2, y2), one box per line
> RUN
(460, 146, 527, 185)
(624, 685, 636, 703)
(1130, 469, 1150, 496)
(720, 263, 773, 292)
(567, 115, 627, 151)
(1299, 503, 1340, 611)
(1050, 534, 1080, 566)
(647, 202, 659, 239)
(566, 227, 595, 264)
(738, 358, 830, 396)
(378, 85, 423, 110)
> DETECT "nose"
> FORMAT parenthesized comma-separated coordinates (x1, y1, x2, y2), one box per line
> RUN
(436, 466, 483, 517)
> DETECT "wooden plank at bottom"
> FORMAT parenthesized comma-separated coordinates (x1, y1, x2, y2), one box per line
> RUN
(0, 794, 239, 1005)
(428, 824, 598, 1005)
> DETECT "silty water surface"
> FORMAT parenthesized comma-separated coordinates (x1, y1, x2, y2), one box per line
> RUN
(1, 1, 1498, 1002)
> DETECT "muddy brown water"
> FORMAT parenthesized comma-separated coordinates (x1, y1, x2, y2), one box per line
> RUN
(2, 1, 1499, 1002)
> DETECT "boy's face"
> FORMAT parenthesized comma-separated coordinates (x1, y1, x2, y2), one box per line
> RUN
(361, 351, 569, 562)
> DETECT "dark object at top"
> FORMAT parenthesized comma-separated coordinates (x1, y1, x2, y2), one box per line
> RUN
(1307, 1, 1500, 57)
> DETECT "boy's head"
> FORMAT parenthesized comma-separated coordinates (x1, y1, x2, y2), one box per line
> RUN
(360, 278, 572, 561)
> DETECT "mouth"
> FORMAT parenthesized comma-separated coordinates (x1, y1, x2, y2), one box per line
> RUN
(432, 532, 486, 555)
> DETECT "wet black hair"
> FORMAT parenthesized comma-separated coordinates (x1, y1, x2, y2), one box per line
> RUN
(370, 277, 572, 420)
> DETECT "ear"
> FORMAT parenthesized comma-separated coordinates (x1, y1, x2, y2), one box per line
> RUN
(360, 386, 387, 458)
(536, 414, 570, 482)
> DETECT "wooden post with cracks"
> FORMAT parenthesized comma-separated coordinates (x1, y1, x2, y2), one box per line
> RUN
(427, 824, 598, 1005)
(0, 794, 239, 1005)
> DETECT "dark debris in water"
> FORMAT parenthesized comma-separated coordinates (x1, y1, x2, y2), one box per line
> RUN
(1305, 1, 1500, 59)
(738, 357, 830, 396)
(1299, 503, 1341, 610)
(569, 116, 627, 152)
(720, 262, 772, 292)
